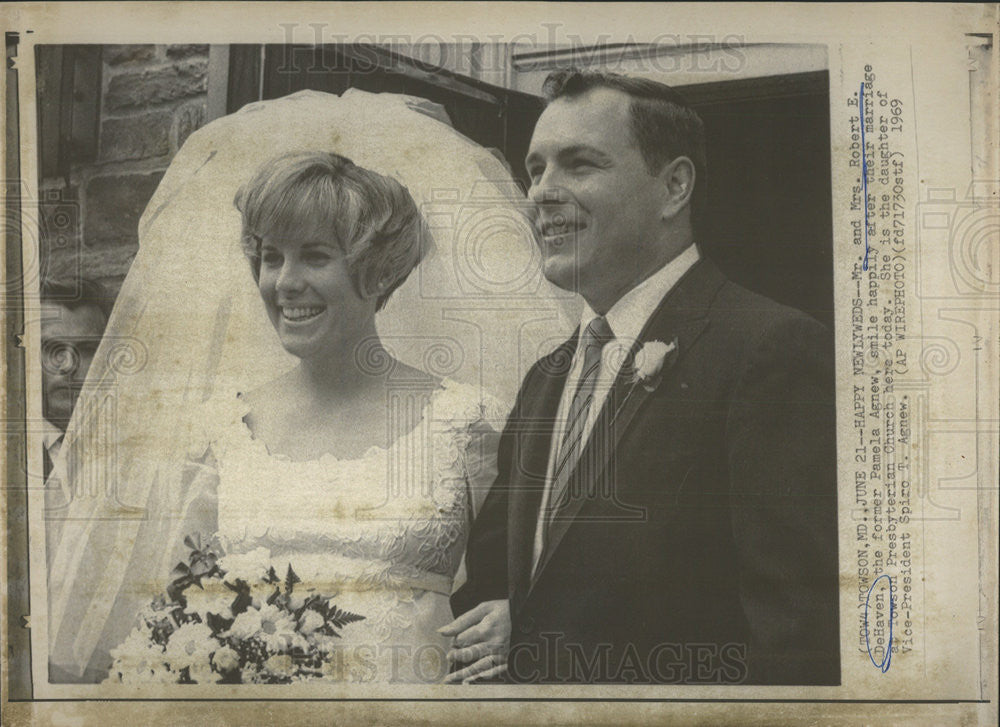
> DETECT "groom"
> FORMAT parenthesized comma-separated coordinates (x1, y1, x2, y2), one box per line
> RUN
(442, 69, 839, 684)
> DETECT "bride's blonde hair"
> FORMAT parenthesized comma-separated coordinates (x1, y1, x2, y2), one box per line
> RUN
(234, 151, 429, 311)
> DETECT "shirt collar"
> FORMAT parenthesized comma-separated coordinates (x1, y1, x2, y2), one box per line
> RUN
(578, 244, 701, 346)
(42, 419, 64, 454)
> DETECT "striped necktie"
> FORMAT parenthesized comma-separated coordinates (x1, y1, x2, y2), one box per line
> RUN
(544, 315, 614, 527)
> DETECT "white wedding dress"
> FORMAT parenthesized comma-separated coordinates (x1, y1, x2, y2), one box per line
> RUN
(97, 380, 500, 686)
(142, 380, 501, 684)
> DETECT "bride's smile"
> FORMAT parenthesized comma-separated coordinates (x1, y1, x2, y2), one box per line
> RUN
(257, 234, 377, 362)
(280, 305, 325, 322)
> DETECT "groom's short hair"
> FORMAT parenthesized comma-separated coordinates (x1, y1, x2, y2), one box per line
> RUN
(542, 68, 707, 235)
(234, 151, 429, 311)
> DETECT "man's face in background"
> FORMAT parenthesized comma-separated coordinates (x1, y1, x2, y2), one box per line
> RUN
(41, 301, 107, 430)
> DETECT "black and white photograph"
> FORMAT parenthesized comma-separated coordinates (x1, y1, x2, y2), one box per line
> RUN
(2, 3, 997, 725)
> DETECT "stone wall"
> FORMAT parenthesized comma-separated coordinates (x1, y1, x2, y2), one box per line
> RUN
(39, 44, 211, 299)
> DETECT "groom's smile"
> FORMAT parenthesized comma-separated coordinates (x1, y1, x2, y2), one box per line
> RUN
(525, 86, 672, 312)
(537, 211, 588, 246)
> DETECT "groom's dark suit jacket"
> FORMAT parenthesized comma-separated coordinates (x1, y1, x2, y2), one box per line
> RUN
(453, 259, 840, 685)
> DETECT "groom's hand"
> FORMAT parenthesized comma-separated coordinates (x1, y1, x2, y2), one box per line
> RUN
(438, 599, 510, 683)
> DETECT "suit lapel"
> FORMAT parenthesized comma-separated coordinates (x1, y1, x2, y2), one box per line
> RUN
(526, 258, 726, 596)
(508, 336, 577, 608)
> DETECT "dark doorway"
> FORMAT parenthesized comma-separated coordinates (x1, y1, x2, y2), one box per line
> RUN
(685, 71, 833, 328)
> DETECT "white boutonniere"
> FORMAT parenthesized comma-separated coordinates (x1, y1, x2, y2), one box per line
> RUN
(632, 338, 678, 392)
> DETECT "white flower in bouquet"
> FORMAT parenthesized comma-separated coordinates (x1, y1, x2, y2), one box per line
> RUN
(211, 645, 240, 674)
(117, 659, 177, 686)
(106, 630, 171, 684)
(163, 622, 216, 671)
(183, 576, 233, 621)
(109, 629, 156, 661)
(263, 654, 297, 680)
(217, 547, 272, 584)
(258, 604, 307, 653)
(298, 608, 325, 636)
(136, 603, 174, 641)
(107, 534, 367, 684)
(225, 606, 265, 641)
(224, 603, 305, 653)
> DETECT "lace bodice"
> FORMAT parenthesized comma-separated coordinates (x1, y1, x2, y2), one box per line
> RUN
(199, 379, 503, 682)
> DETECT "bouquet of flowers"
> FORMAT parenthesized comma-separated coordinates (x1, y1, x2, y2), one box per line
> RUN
(106, 535, 365, 684)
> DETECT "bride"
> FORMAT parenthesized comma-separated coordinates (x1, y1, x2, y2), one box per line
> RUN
(45, 90, 569, 685)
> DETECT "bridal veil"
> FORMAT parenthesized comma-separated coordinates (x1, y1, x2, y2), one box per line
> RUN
(45, 89, 572, 680)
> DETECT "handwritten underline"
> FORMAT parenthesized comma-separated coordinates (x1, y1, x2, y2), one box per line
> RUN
(860, 81, 871, 271)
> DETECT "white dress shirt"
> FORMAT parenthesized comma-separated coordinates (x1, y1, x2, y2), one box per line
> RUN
(43, 418, 70, 513)
(42, 418, 64, 469)
(531, 244, 700, 573)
